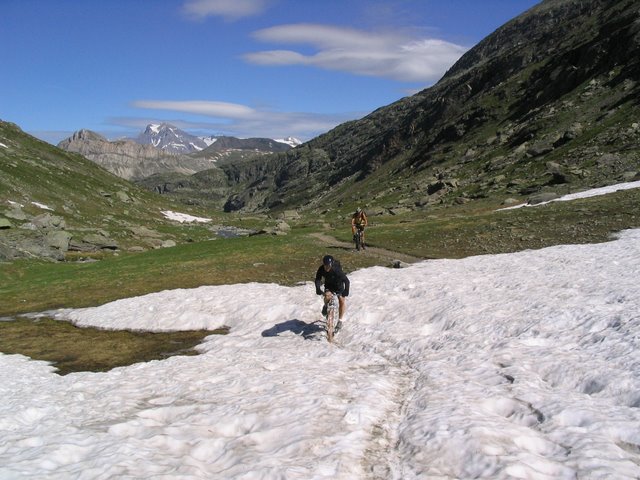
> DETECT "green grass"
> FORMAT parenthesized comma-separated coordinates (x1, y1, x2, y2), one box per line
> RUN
(1, 187, 638, 374)
(0, 316, 228, 375)
(3, 187, 639, 318)
(0, 228, 380, 316)
(334, 187, 640, 259)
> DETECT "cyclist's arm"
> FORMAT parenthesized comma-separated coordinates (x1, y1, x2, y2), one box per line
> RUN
(335, 268, 350, 297)
(314, 267, 324, 294)
(342, 274, 350, 297)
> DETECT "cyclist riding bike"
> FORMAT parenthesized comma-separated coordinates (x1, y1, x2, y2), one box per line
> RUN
(351, 207, 368, 250)
(314, 255, 350, 331)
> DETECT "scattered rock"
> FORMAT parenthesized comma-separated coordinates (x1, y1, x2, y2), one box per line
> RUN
(0, 218, 12, 229)
(597, 153, 620, 166)
(390, 260, 411, 269)
(276, 221, 291, 233)
(31, 213, 66, 231)
(527, 192, 560, 205)
(280, 210, 300, 220)
(46, 231, 73, 251)
(4, 206, 27, 221)
(526, 143, 554, 157)
(129, 226, 162, 238)
(81, 233, 119, 250)
(115, 191, 132, 203)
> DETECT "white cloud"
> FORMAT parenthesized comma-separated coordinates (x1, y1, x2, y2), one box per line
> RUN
(132, 100, 258, 119)
(183, 0, 269, 20)
(244, 23, 468, 83)
(129, 99, 359, 141)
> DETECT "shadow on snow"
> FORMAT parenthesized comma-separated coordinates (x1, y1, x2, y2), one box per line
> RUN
(261, 319, 325, 340)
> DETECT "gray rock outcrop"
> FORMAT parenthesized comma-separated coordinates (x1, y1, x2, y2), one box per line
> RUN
(57, 130, 217, 180)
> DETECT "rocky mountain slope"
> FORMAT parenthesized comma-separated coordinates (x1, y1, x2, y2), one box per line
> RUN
(166, 0, 639, 214)
(135, 123, 300, 154)
(57, 129, 216, 181)
(135, 123, 208, 153)
(0, 121, 210, 261)
(58, 126, 295, 182)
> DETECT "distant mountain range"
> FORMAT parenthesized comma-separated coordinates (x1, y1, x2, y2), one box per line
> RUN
(136, 124, 208, 153)
(57, 124, 301, 180)
(134, 123, 301, 154)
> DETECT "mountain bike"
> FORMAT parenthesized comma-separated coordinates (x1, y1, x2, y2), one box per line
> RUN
(354, 227, 365, 251)
(323, 291, 340, 342)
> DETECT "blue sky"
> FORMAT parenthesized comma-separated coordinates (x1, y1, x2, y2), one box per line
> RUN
(1, 0, 540, 144)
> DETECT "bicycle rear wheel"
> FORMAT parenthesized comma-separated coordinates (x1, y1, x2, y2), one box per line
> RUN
(326, 310, 334, 342)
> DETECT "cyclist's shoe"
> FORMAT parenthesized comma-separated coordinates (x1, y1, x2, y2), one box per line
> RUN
(322, 305, 327, 316)
(362, 243, 366, 250)
(334, 320, 343, 333)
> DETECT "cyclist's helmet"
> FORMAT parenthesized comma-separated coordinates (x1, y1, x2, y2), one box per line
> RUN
(322, 255, 334, 267)
(356, 207, 362, 213)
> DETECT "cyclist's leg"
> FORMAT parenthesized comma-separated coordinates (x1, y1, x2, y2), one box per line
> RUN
(338, 295, 345, 319)
(322, 290, 331, 314)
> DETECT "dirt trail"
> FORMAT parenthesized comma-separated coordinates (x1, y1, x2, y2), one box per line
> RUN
(309, 233, 423, 265)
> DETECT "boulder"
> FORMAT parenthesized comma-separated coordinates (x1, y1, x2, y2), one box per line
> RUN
(0, 218, 12, 229)
(390, 260, 411, 269)
(4, 207, 27, 221)
(46, 231, 73, 251)
(32, 213, 66, 230)
(280, 210, 300, 220)
(82, 233, 119, 250)
(527, 192, 560, 205)
(115, 191, 132, 203)
(129, 226, 162, 238)
(276, 221, 291, 233)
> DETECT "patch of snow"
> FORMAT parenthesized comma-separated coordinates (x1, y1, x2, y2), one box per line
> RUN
(0, 142, 8, 148)
(500, 180, 640, 210)
(161, 210, 211, 223)
(3, 183, 640, 478)
(8, 200, 24, 207)
(200, 136, 218, 147)
(1, 228, 637, 478)
(31, 202, 53, 211)
(275, 136, 302, 147)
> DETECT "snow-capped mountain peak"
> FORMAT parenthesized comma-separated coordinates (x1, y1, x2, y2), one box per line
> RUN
(275, 136, 302, 147)
(136, 123, 208, 154)
(135, 124, 301, 154)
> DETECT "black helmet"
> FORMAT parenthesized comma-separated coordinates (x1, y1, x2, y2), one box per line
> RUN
(322, 255, 334, 267)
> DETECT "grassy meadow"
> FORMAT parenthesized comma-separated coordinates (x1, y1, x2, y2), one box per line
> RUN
(1, 186, 638, 374)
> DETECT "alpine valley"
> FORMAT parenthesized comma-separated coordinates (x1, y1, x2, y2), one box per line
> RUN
(1, 0, 640, 263)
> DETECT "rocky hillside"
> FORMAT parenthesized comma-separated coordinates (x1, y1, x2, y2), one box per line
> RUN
(57, 129, 217, 180)
(134, 135, 295, 205)
(199, 136, 292, 155)
(171, 0, 639, 214)
(58, 127, 294, 184)
(0, 121, 210, 261)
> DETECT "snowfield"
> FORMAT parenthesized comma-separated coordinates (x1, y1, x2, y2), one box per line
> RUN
(2, 188, 640, 479)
